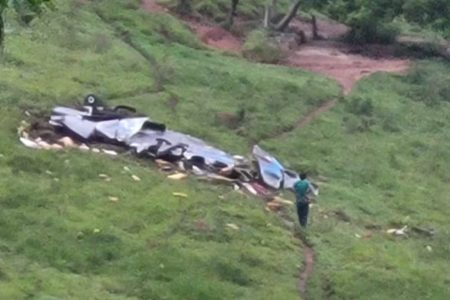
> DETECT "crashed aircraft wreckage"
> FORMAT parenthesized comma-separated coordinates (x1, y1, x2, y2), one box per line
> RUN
(20, 94, 318, 199)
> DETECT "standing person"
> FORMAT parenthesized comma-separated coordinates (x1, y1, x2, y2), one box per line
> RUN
(294, 173, 311, 227)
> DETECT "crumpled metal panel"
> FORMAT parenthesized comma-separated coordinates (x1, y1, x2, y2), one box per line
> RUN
(252, 145, 285, 189)
(50, 107, 235, 169)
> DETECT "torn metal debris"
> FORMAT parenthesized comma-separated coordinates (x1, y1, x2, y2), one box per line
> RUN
(20, 94, 319, 200)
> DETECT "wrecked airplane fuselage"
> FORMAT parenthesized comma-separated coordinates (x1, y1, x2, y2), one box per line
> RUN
(41, 95, 318, 197)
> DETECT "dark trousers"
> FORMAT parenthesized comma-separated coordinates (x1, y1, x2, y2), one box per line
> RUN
(296, 201, 309, 227)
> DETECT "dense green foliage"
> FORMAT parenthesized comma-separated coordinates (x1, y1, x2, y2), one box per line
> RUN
(0, 0, 53, 47)
(323, 0, 450, 42)
(242, 29, 283, 64)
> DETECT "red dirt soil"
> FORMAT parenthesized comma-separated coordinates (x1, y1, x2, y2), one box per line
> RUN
(141, 0, 242, 53)
(141, 0, 167, 13)
(140, 0, 409, 94)
(189, 22, 242, 53)
(286, 41, 410, 94)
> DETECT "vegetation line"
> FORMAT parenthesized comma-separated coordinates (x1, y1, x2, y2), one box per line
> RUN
(93, 7, 167, 92)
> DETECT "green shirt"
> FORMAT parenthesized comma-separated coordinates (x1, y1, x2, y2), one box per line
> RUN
(294, 179, 310, 203)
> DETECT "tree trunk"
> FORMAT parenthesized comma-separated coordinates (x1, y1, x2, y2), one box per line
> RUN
(271, 0, 278, 17)
(312, 14, 319, 40)
(226, 0, 239, 29)
(176, 0, 191, 15)
(274, 0, 301, 32)
(0, 12, 4, 55)
(263, 4, 270, 28)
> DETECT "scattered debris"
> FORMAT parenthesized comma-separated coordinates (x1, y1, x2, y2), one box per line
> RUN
(173, 192, 188, 198)
(226, 223, 239, 230)
(58, 136, 76, 148)
(19, 95, 320, 201)
(131, 174, 141, 182)
(102, 149, 118, 156)
(387, 225, 408, 236)
(167, 173, 188, 180)
(93, 228, 101, 233)
(79, 143, 90, 151)
(241, 182, 258, 196)
(272, 196, 294, 206)
(266, 201, 283, 211)
(108, 196, 119, 202)
(99, 174, 112, 182)
(20, 137, 41, 149)
(426, 245, 432, 252)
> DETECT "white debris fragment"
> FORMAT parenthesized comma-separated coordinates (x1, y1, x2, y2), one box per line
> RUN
(241, 183, 257, 195)
(58, 136, 76, 148)
(50, 143, 64, 150)
(92, 148, 101, 153)
(108, 196, 119, 202)
(123, 166, 131, 173)
(102, 149, 118, 156)
(20, 137, 41, 149)
(131, 174, 141, 181)
(387, 225, 408, 236)
(79, 143, 90, 151)
(226, 223, 239, 230)
(172, 192, 188, 198)
(192, 166, 205, 176)
(426, 245, 432, 252)
(167, 173, 187, 180)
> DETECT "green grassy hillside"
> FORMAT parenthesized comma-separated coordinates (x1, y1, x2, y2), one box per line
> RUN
(0, 0, 449, 299)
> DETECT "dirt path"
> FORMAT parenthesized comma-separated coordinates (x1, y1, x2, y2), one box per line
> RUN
(299, 244, 315, 299)
(287, 99, 337, 134)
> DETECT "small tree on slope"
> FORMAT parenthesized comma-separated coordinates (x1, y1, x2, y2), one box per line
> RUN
(0, 0, 53, 52)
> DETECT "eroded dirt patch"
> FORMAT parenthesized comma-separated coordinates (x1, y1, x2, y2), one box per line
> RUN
(189, 22, 242, 53)
(287, 41, 410, 94)
(141, 0, 242, 53)
(141, 0, 167, 13)
(140, 1, 410, 95)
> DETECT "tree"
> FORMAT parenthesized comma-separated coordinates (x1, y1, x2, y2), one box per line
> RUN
(274, 0, 302, 31)
(175, 0, 191, 15)
(0, 0, 52, 51)
(226, 0, 239, 28)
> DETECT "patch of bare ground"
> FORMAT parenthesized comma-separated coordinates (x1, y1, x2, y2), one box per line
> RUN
(286, 40, 410, 94)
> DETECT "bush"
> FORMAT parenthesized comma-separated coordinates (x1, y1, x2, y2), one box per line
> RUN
(345, 96, 374, 116)
(242, 30, 283, 64)
(345, 21, 400, 44)
(404, 63, 450, 106)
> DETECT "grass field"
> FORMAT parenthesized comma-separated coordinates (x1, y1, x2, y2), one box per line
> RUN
(0, 0, 449, 299)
